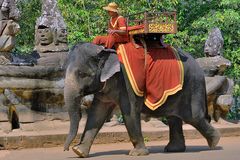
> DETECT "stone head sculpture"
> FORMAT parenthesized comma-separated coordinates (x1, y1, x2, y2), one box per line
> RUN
(54, 28, 67, 45)
(36, 25, 54, 46)
(204, 27, 224, 57)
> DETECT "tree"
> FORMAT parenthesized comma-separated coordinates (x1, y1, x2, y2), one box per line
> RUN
(16, 0, 41, 53)
(173, 0, 240, 94)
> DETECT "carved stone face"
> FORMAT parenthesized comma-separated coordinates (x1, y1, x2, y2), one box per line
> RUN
(37, 27, 53, 45)
(204, 28, 224, 57)
(56, 28, 67, 43)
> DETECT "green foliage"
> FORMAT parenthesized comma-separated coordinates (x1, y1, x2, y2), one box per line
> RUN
(227, 96, 240, 120)
(15, 0, 239, 57)
(117, 114, 124, 124)
(58, 0, 106, 44)
(234, 84, 240, 97)
(15, 0, 179, 48)
(170, 0, 240, 98)
(221, 0, 240, 9)
(16, 0, 41, 53)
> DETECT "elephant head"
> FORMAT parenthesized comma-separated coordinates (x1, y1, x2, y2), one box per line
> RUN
(64, 43, 120, 151)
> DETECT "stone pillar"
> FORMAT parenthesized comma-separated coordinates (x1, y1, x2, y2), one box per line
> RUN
(35, 0, 68, 67)
(0, 0, 20, 63)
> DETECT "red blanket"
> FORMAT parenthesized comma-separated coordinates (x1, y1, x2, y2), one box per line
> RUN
(117, 42, 184, 110)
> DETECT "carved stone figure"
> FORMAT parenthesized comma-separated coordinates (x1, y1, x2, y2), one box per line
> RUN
(35, 0, 68, 53)
(54, 28, 67, 44)
(197, 28, 234, 122)
(204, 27, 224, 57)
(36, 26, 54, 46)
(0, 0, 20, 21)
(0, 0, 20, 61)
(0, 19, 20, 52)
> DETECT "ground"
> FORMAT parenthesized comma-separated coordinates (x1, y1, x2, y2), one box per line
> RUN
(1, 136, 240, 160)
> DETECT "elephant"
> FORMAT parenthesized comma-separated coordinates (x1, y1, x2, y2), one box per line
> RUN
(63, 42, 220, 158)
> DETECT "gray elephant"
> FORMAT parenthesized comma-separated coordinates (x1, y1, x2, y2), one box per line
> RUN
(63, 42, 220, 157)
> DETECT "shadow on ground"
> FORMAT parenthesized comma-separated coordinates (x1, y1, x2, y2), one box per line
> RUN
(69, 145, 223, 158)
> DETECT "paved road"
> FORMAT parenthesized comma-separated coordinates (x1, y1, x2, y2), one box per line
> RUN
(1, 137, 240, 160)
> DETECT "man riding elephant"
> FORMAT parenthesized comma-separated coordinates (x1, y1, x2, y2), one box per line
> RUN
(92, 2, 129, 49)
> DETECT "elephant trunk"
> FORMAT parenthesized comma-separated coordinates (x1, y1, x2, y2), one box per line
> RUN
(64, 103, 82, 151)
(64, 69, 83, 151)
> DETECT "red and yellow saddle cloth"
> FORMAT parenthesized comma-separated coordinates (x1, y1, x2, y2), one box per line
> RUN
(117, 42, 184, 110)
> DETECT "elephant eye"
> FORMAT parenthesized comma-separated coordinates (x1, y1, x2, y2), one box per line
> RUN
(78, 71, 88, 78)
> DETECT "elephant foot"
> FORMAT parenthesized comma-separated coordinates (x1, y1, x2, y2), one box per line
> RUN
(72, 145, 89, 158)
(191, 118, 221, 150)
(128, 148, 149, 156)
(206, 130, 220, 149)
(164, 140, 186, 152)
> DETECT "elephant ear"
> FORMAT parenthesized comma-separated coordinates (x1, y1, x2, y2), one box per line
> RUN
(100, 52, 120, 82)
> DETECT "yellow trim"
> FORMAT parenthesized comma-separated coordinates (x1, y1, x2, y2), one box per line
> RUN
(144, 84, 183, 110)
(129, 29, 144, 35)
(144, 47, 184, 110)
(117, 45, 144, 96)
(119, 26, 126, 30)
(110, 16, 123, 28)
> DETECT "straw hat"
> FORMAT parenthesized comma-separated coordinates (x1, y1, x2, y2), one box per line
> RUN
(103, 2, 119, 13)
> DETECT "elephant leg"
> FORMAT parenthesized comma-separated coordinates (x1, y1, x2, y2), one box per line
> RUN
(119, 72, 149, 156)
(190, 118, 220, 149)
(72, 98, 114, 158)
(164, 116, 186, 152)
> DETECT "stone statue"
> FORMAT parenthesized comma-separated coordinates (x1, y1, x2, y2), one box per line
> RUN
(34, 0, 68, 53)
(0, 19, 20, 51)
(0, 0, 20, 62)
(204, 27, 224, 57)
(197, 27, 234, 122)
(34, 0, 68, 67)
(0, 0, 20, 21)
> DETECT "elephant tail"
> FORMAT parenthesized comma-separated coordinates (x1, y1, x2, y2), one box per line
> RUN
(204, 83, 211, 123)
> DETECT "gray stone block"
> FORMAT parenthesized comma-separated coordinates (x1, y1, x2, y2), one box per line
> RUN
(0, 122, 11, 132)
(0, 106, 8, 122)
(216, 95, 233, 107)
(15, 105, 46, 123)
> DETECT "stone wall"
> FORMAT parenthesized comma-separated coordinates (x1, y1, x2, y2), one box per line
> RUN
(0, 65, 67, 133)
